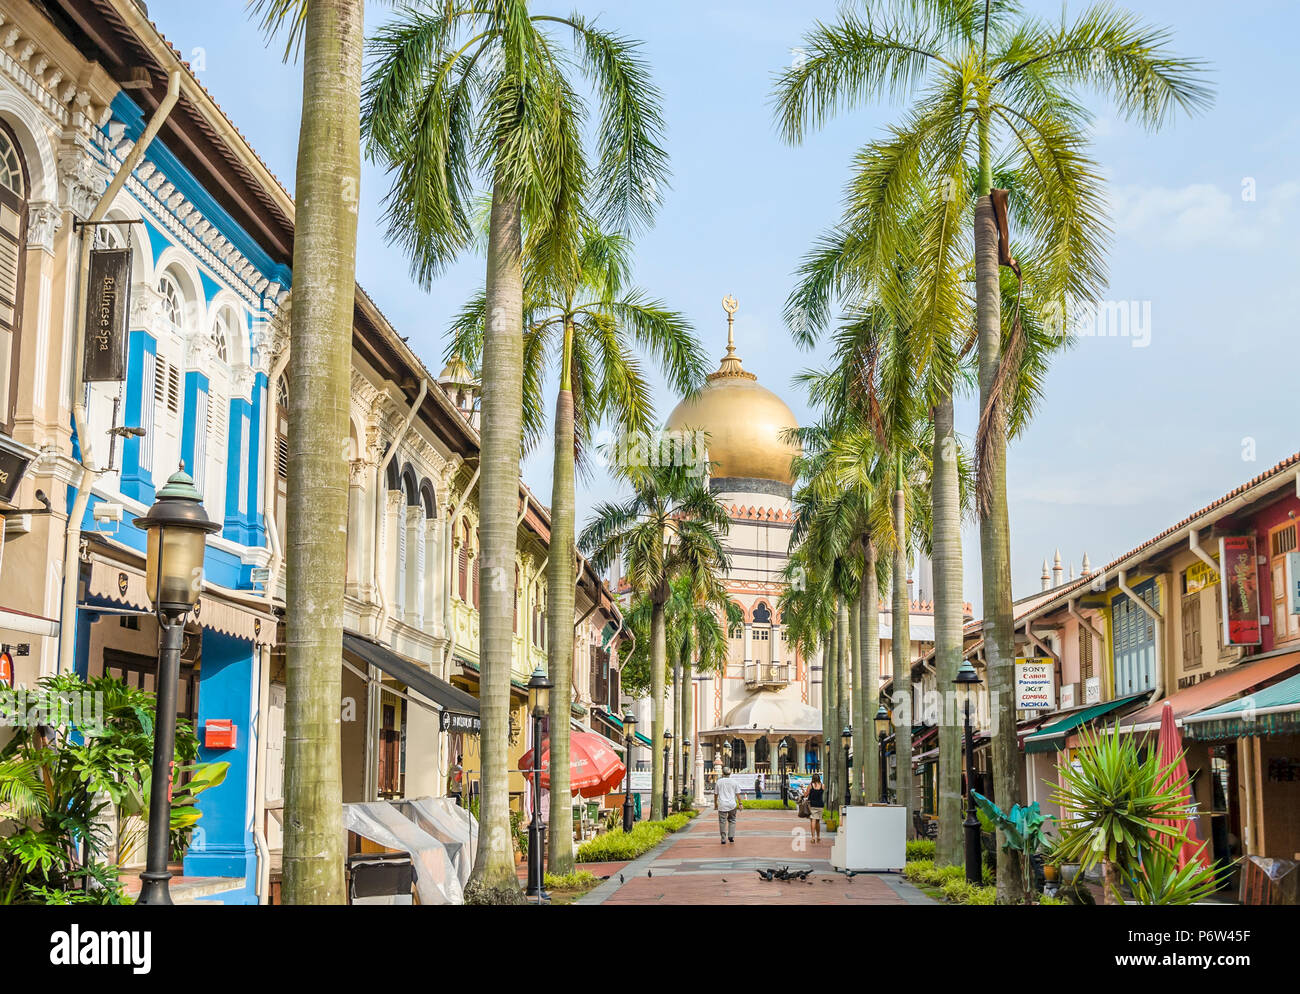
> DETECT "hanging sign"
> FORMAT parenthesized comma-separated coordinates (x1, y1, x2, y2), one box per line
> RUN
(0, 650, 13, 689)
(82, 247, 132, 382)
(1219, 535, 1262, 646)
(439, 710, 481, 734)
(0, 435, 34, 504)
(1014, 657, 1056, 710)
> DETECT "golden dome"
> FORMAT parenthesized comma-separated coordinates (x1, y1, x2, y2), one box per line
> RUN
(665, 297, 800, 486)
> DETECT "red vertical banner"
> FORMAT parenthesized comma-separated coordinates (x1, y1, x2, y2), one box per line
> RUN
(1220, 535, 1262, 646)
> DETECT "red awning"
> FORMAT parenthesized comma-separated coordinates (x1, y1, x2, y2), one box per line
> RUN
(1119, 650, 1300, 733)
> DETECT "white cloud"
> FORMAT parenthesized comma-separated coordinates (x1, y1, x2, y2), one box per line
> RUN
(1110, 180, 1300, 249)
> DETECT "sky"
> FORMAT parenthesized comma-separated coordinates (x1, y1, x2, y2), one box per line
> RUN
(148, 0, 1300, 606)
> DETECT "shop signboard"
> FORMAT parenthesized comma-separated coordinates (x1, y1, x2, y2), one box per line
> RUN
(1184, 558, 1219, 594)
(82, 247, 131, 382)
(1219, 535, 1262, 646)
(1014, 658, 1055, 710)
(1060, 683, 1076, 710)
(1084, 676, 1101, 705)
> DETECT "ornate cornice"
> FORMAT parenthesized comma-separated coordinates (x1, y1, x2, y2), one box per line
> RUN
(56, 140, 110, 220)
(0, 10, 114, 142)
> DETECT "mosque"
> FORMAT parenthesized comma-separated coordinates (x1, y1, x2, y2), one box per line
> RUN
(629, 298, 942, 797)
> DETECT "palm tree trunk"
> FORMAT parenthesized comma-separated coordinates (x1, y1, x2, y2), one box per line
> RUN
(892, 480, 914, 838)
(850, 563, 865, 805)
(545, 331, 577, 874)
(975, 190, 1022, 902)
(676, 647, 686, 810)
(466, 178, 525, 904)
(282, 0, 363, 907)
(649, 596, 667, 820)
(682, 656, 694, 800)
(836, 596, 850, 809)
(823, 609, 837, 807)
(861, 539, 880, 801)
(933, 390, 964, 867)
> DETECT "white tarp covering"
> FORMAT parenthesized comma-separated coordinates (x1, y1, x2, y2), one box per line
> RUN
(343, 802, 463, 905)
(395, 797, 478, 890)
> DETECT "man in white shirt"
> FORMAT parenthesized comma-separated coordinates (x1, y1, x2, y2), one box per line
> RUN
(714, 772, 742, 844)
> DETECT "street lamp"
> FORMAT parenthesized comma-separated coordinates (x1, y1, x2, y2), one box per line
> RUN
(132, 464, 220, 905)
(682, 738, 691, 802)
(622, 710, 637, 832)
(662, 729, 673, 817)
(525, 666, 552, 900)
(954, 657, 984, 885)
(874, 704, 891, 804)
(778, 740, 789, 808)
(841, 726, 853, 807)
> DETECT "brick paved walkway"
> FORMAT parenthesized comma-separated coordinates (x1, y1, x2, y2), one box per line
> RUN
(578, 808, 934, 906)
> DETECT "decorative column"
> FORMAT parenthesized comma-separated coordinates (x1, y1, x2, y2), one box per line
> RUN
(345, 458, 366, 593)
(406, 503, 423, 626)
(384, 490, 404, 625)
(423, 517, 440, 632)
(742, 621, 752, 684)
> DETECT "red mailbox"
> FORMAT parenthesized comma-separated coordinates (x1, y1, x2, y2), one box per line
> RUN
(205, 719, 237, 750)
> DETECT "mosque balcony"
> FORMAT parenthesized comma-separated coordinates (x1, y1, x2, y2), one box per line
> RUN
(743, 661, 791, 689)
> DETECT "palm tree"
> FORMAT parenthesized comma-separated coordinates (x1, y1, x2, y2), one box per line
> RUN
(446, 226, 704, 870)
(623, 575, 739, 804)
(775, 0, 1210, 899)
(581, 462, 731, 820)
(364, 2, 669, 902)
(251, 0, 368, 905)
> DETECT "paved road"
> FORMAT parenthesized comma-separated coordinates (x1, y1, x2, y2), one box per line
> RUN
(579, 808, 933, 905)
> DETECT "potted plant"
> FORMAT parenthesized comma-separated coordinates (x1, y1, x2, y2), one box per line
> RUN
(971, 793, 1052, 904)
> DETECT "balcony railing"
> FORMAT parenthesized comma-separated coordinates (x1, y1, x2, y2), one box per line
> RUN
(744, 661, 791, 688)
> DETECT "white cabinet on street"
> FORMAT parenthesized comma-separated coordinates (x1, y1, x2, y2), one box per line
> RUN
(829, 804, 907, 872)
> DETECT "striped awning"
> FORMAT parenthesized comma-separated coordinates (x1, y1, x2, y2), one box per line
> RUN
(1183, 672, 1300, 741)
(86, 557, 276, 644)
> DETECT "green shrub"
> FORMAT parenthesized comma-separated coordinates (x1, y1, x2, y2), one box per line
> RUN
(577, 822, 667, 862)
(906, 840, 936, 862)
(544, 870, 598, 891)
(902, 859, 934, 884)
(1038, 894, 1068, 905)
(737, 798, 794, 810)
(964, 885, 997, 905)
(941, 878, 972, 902)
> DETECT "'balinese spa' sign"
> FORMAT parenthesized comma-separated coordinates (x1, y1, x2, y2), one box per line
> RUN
(82, 247, 131, 382)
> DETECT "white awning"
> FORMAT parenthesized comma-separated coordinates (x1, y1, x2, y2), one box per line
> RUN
(0, 608, 59, 638)
(86, 556, 276, 644)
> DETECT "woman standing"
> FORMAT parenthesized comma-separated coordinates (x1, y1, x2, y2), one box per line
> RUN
(801, 774, 825, 844)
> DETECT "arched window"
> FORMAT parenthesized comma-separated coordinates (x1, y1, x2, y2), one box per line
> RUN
(210, 309, 232, 364)
(158, 273, 184, 332)
(0, 121, 29, 429)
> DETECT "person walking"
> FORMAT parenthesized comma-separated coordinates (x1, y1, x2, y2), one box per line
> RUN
(801, 774, 825, 844)
(754, 774, 764, 800)
(715, 771, 742, 845)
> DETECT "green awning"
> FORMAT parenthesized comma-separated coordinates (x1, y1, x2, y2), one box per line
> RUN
(1183, 672, 1300, 741)
(591, 709, 650, 748)
(1023, 694, 1147, 754)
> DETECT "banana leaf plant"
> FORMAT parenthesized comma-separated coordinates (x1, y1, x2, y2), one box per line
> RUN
(971, 792, 1051, 903)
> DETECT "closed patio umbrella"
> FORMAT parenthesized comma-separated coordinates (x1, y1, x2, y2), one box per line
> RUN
(1154, 701, 1210, 871)
(519, 731, 627, 799)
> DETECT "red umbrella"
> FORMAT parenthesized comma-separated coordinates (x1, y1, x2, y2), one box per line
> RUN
(518, 731, 626, 799)
(1154, 701, 1210, 871)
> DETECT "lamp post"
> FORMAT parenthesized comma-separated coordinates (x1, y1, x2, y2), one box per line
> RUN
(841, 726, 853, 807)
(661, 729, 673, 817)
(621, 710, 637, 832)
(682, 737, 691, 803)
(874, 704, 891, 804)
(132, 464, 220, 905)
(824, 737, 832, 806)
(778, 740, 789, 808)
(525, 666, 552, 900)
(954, 658, 984, 885)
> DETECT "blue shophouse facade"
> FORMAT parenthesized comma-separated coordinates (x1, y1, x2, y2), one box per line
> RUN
(70, 91, 292, 904)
